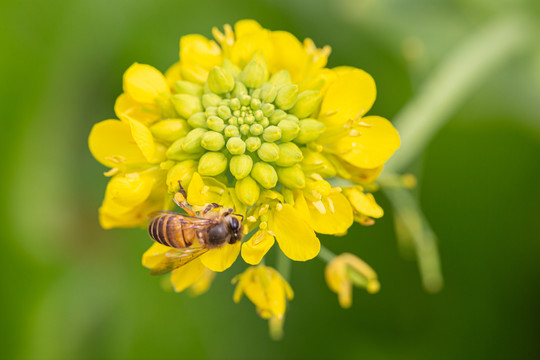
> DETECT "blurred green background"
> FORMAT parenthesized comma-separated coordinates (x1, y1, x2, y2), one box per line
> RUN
(1, 0, 539, 359)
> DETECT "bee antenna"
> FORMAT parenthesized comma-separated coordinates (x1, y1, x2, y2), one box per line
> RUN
(236, 214, 244, 222)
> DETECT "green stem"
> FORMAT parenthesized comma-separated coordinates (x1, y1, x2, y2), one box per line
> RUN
(276, 249, 291, 281)
(384, 14, 533, 174)
(317, 245, 336, 263)
(383, 187, 443, 293)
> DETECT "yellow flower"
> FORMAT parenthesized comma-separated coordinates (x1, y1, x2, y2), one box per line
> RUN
(89, 20, 401, 328)
(325, 253, 380, 308)
(233, 266, 293, 339)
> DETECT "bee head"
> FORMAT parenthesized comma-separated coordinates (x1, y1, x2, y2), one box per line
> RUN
(226, 214, 243, 244)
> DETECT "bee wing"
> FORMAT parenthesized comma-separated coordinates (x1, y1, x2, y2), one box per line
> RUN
(149, 210, 219, 230)
(149, 246, 210, 276)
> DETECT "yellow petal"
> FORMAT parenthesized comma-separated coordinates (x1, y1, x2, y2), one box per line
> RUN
(269, 204, 320, 261)
(170, 258, 206, 292)
(128, 118, 156, 162)
(200, 241, 241, 272)
(241, 230, 275, 265)
(319, 68, 376, 125)
(295, 192, 353, 235)
(123, 63, 169, 104)
(115, 93, 161, 125)
(165, 61, 182, 89)
(189, 268, 216, 296)
(234, 19, 263, 39)
(106, 172, 155, 207)
(347, 188, 384, 218)
(337, 115, 401, 169)
(230, 29, 273, 69)
(88, 119, 147, 168)
(142, 242, 172, 269)
(269, 31, 308, 82)
(187, 172, 227, 206)
(180, 34, 222, 71)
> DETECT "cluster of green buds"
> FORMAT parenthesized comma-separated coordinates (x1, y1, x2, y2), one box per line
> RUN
(158, 58, 325, 206)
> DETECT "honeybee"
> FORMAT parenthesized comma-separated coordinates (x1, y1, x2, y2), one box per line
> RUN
(147, 185, 243, 275)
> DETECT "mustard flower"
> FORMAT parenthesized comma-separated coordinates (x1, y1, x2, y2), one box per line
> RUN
(89, 19, 400, 335)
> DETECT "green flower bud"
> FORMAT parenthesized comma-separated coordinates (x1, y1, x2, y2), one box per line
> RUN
(166, 160, 197, 192)
(221, 59, 241, 78)
(275, 142, 303, 167)
(239, 124, 250, 135)
(207, 116, 225, 132)
(167, 138, 203, 161)
(230, 98, 241, 110)
(182, 128, 207, 153)
(172, 94, 203, 119)
(174, 81, 203, 96)
(269, 109, 287, 125)
(187, 112, 208, 128)
(284, 114, 299, 123)
(290, 90, 322, 119)
(301, 149, 337, 177)
(235, 176, 260, 206)
(224, 125, 240, 137)
(150, 119, 189, 142)
(201, 131, 225, 151)
(205, 106, 217, 117)
(262, 125, 282, 142)
(250, 98, 262, 110)
(254, 110, 264, 121)
(245, 115, 255, 125)
(257, 142, 279, 162)
(207, 66, 235, 94)
(228, 116, 238, 126)
(250, 124, 264, 136)
(217, 105, 232, 120)
(202, 93, 222, 108)
(261, 83, 278, 103)
(294, 119, 325, 144)
(277, 165, 306, 189)
(240, 60, 267, 88)
(251, 88, 262, 100)
(198, 152, 228, 176)
(277, 120, 300, 142)
(269, 70, 292, 86)
(226, 137, 246, 154)
(275, 85, 298, 110)
(260, 117, 269, 127)
(230, 154, 253, 179)
(245, 137, 262, 152)
(251, 162, 278, 189)
(262, 103, 275, 117)
(232, 81, 248, 97)
(240, 94, 251, 106)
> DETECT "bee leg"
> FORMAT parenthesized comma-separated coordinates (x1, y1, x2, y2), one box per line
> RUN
(202, 203, 222, 214)
(174, 181, 197, 217)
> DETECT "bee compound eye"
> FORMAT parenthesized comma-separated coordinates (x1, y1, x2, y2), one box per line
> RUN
(229, 216, 240, 232)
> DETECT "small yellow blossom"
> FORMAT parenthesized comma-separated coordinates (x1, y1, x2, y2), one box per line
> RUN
(325, 253, 380, 308)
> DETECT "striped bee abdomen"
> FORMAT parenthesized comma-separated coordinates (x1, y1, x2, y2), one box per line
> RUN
(149, 214, 195, 248)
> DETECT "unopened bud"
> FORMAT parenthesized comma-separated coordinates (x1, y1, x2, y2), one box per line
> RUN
(245, 137, 261, 152)
(200, 131, 225, 151)
(301, 149, 336, 177)
(226, 137, 246, 154)
(230, 98, 241, 110)
(277, 120, 300, 142)
(275, 85, 298, 110)
(185, 113, 206, 130)
(257, 142, 279, 162)
(250, 124, 264, 136)
(290, 90, 321, 119)
(269, 109, 287, 125)
(207, 116, 225, 132)
(172, 94, 203, 119)
(261, 103, 275, 118)
(275, 142, 303, 167)
(174, 81, 203, 96)
(294, 119, 325, 144)
(198, 152, 228, 176)
(277, 165, 306, 189)
(166, 160, 197, 192)
(224, 125, 240, 138)
(205, 106, 217, 117)
(229, 154, 253, 179)
(250, 98, 261, 110)
(262, 125, 281, 142)
(167, 138, 202, 161)
(269, 70, 292, 86)
(240, 60, 267, 88)
(232, 81, 248, 97)
(221, 59, 241, 78)
(235, 176, 260, 206)
(202, 93, 222, 108)
(182, 128, 207, 153)
(150, 119, 189, 142)
(239, 124, 250, 135)
(260, 83, 278, 103)
(239, 94, 251, 106)
(251, 162, 278, 189)
(207, 66, 235, 94)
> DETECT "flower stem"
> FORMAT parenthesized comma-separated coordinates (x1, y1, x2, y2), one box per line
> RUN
(276, 249, 291, 281)
(384, 13, 533, 174)
(317, 245, 336, 263)
(383, 187, 443, 293)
